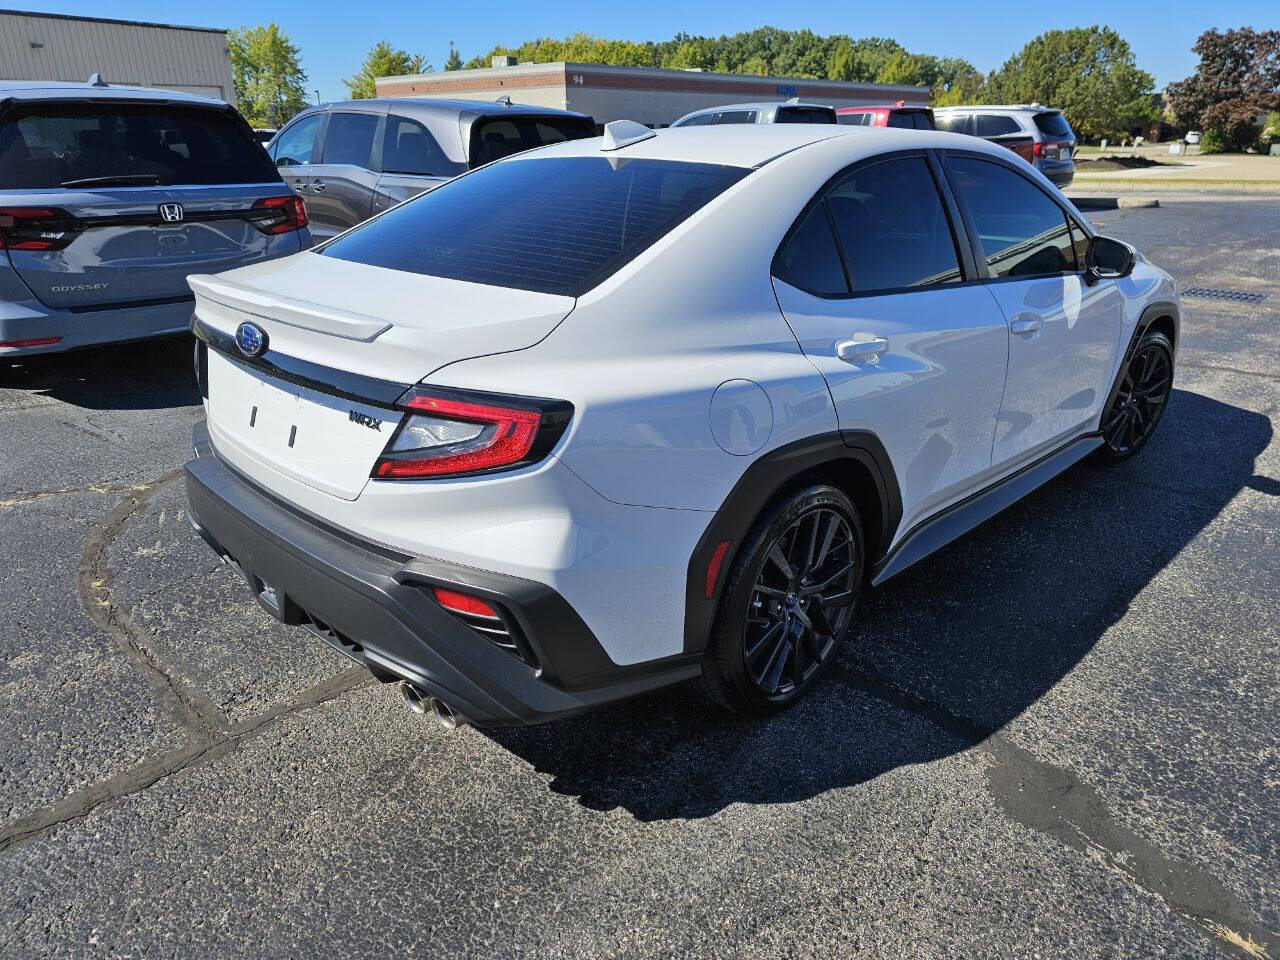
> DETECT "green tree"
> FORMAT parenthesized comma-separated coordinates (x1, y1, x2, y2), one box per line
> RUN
(1166, 28, 1280, 151)
(985, 26, 1156, 140)
(345, 41, 430, 99)
(227, 23, 308, 128)
(444, 41, 463, 72)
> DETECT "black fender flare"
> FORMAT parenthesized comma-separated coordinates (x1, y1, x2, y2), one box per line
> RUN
(681, 431, 901, 655)
(1101, 300, 1180, 418)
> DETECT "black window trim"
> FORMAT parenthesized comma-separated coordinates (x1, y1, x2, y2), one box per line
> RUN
(938, 147, 1095, 286)
(771, 148, 980, 301)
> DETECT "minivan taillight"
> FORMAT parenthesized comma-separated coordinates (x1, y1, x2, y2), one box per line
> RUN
(0, 207, 77, 251)
(248, 195, 308, 234)
(373, 387, 573, 479)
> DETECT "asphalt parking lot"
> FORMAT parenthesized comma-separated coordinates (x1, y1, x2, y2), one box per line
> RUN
(1, 196, 1277, 959)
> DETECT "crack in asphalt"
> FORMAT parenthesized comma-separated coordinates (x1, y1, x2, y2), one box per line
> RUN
(828, 664, 1276, 960)
(0, 481, 153, 510)
(1180, 360, 1280, 383)
(75, 468, 228, 742)
(0, 666, 370, 855)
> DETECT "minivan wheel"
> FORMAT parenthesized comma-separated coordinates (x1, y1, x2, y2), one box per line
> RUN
(1094, 330, 1174, 463)
(699, 484, 863, 715)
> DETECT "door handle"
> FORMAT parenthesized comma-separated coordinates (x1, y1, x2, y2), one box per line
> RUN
(311, 181, 326, 192)
(836, 333, 889, 364)
(1010, 317, 1041, 335)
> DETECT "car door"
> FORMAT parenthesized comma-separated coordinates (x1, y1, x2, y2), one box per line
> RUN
(305, 109, 383, 239)
(371, 113, 456, 215)
(269, 112, 323, 200)
(771, 152, 1010, 537)
(942, 153, 1124, 468)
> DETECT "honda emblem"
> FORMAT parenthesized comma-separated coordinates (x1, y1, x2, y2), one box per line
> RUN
(159, 203, 184, 223)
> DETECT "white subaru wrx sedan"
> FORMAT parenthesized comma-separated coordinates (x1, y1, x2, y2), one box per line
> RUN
(185, 121, 1178, 728)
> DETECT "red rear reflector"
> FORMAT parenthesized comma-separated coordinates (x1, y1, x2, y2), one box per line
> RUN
(432, 587, 499, 619)
(705, 540, 733, 599)
(0, 336, 61, 348)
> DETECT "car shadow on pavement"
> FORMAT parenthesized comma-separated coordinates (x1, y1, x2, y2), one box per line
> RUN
(484, 388, 1274, 821)
(0, 336, 199, 410)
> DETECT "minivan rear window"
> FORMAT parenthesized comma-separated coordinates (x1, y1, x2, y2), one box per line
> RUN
(321, 156, 750, 297)
(1033, 112, 1074, 139)
(776, 107, 836, 124)
(469, 116, 596, 167)
(0, 102, 280, 190)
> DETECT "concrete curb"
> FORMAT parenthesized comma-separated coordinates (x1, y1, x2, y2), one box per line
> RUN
(1068, 197, 1161, 211)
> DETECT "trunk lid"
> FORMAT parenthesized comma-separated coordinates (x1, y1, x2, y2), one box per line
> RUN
(193, 254, 576, 499)
(3, 184, 302, 309)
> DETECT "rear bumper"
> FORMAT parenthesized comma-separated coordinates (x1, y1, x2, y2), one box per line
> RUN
(0, 296, 194, 356)
(1039, 161, 1075, 188)
(183, 422, 700, 726)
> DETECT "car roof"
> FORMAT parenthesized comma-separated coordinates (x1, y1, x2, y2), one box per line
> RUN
(681, 100, 833, 117)
(312, 97, 591, 122)
(0, 77, 228, 108)
(507, 123, 1012, 169)
(836, 104, 931, 112)
(933, 104, 1060, 114)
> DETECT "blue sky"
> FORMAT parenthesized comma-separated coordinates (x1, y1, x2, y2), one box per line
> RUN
(24, 0, 1279, 103)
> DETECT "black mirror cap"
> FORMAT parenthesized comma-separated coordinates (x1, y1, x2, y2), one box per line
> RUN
(1086, 235, 1136, 282)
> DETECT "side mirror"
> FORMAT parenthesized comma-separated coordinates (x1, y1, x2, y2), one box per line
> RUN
(1085, 235, 1136, 283)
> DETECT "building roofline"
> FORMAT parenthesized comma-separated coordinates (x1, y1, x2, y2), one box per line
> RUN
(0, 8, 226, 35)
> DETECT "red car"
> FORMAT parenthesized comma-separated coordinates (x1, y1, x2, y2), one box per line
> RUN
(836, 101, 935, 130)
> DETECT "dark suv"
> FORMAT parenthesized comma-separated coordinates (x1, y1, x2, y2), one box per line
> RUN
(267, 99, 597, 239)
(933, 105, 1076, 187)
(1, 77, 308, 357)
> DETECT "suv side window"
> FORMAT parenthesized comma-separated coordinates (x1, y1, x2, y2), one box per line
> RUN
(321, 112, 379, 167)
(975, 114, 1022, 137)
(935, 113, 972, 136)
(774, 205, 848, 296)
(947, 156, 1077, 278)
(825, 157, 963, 293)
(272, 113, 322, 166)
(711, 111, 757, 125)
(381, 115, 452, 176)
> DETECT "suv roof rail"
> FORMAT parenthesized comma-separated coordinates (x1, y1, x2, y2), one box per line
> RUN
(601, 119, 655, 152)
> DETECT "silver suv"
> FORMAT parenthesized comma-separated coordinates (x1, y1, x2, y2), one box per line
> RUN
(671, 99, 836, 127)
(933, 104, 1076, 187)
(267, 98, 596, 240)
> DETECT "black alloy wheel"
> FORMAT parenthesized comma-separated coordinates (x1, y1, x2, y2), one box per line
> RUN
(1098, 331, 1174, 461)
(700, 484, 864, 714)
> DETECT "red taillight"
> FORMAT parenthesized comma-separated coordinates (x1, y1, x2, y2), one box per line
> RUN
(249, 195, 308, 234)
(0, 336, 62, 349)
(372, 388, 572, 480)
(432, 587, 499, 619)
(0, 207, 76, 251)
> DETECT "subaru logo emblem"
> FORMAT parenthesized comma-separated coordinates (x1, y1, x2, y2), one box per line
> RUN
(235, 322, 267, 358)
(159, 202, 184, 223)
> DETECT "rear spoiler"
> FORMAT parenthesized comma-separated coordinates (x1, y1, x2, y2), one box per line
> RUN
(189, 275, 392, 342)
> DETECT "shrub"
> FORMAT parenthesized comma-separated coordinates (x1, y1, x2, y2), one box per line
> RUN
(1199, 129, 1228, 154)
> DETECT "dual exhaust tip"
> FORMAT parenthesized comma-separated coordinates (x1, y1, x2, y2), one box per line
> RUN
(398, 680, 465, 730)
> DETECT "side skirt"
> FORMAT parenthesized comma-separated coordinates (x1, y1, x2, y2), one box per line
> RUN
(870, 433, 1103, 587)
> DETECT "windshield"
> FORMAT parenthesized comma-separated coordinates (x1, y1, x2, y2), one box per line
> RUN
(0, 102, 280, 190)
(322, 155, 750, 297)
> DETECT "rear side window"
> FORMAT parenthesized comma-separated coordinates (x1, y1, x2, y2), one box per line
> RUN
(837, 112, 870, 127)
(774, 205, 848, 296)
(0, 102, 279, 189)
(935, 113, 973, 135)
(321, 112, 379, 167)
(776, 107, 835, 124)
(272, 114, 321, 166)
(947, 157, 1076, 278)
(381, 115, 463, 177)
(825, 157, 963, 293)
(322, 156, 750, 296)
(975, 114, 1022, 137)
(469, 116, 595, 167)
(1034, 112, 1074, 139)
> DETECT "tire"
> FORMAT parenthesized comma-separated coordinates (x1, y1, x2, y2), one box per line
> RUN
(1093, 329, 1175, 464)
(699, 483, 864, 715)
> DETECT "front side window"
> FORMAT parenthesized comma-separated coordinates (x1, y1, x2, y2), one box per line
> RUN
(381, 115, 463, 177)
(273, 114, 321, 166)
(0, 102, 280, 189)
(321, 112, 379, 167)
(322, 156, 750, 297)
(674, 113, 712, 127)
(947, 156, 1076, 278)
(825, 157, 963, 293)
(710, 111, 757, 125)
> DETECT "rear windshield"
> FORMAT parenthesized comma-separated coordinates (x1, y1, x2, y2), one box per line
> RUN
(0, 102, 280, 190)
(469, 116, 596, 167)
(776, 107, 836, 124)
(887, 111, 934, 130)
(1033, 112, 1074, 139)
(321, 155, 750, 297)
